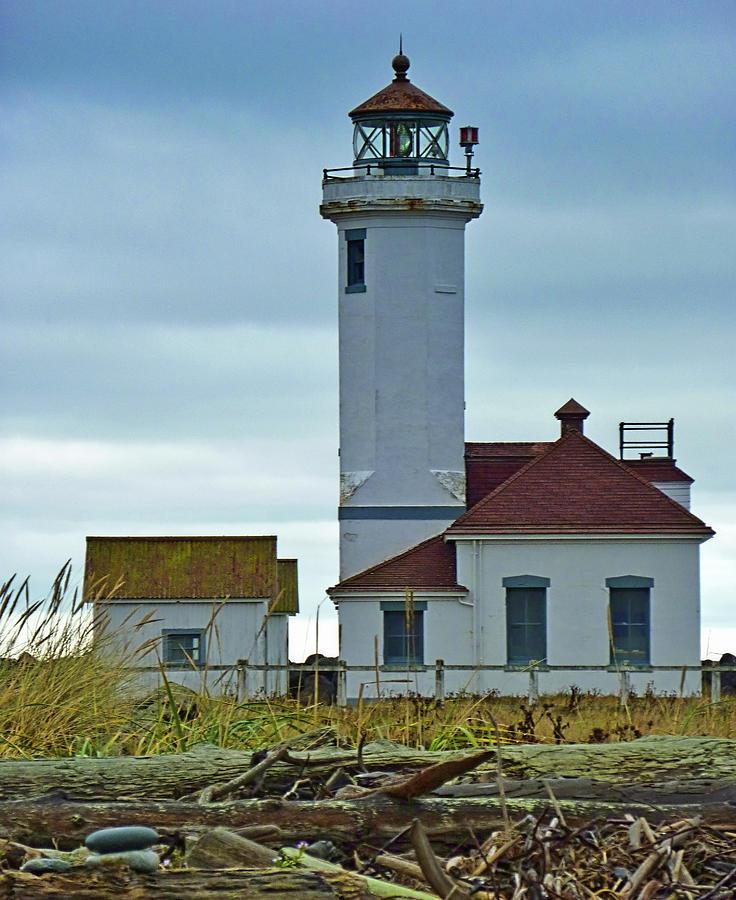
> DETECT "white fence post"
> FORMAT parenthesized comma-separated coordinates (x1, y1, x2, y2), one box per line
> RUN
(618, 668, 631, 706)
(711, 668, 721, 704)
(528, 668, 539, 705)
(435, 659, 445, 700)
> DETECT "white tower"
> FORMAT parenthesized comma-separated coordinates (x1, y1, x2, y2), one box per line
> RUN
(321, 52, 483, 580)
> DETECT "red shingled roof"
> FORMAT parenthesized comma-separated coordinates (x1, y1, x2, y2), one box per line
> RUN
(448, 431, 713, 536)
(624, 458, 694, 483)
(465, 441, 551, 508)
(328, 534, 466, 594)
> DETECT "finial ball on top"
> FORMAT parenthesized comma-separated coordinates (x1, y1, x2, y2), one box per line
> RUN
(392, 53, 410, 79)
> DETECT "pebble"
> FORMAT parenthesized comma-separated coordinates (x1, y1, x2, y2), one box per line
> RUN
(305, 840, 343, 862)
(20, 857, 72, 875)
(84, 826, 160, 854)
(85, 849, 160, 873)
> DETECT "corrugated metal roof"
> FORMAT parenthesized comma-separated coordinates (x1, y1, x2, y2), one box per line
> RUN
(83, 536, 281, 602)
(274, 559, 299, 614)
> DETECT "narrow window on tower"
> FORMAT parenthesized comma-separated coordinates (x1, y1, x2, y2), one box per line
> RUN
(345, 228, 366, 293)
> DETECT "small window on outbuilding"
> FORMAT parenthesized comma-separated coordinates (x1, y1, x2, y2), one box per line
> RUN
(345, 228, 366, 293)
(162, 629, 205, 667)
(503, 576, 549, 666)
(381, 600, 426, 666)
(607, 576, 653, 666)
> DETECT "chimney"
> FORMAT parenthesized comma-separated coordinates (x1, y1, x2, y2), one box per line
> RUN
(555, 399, 590, 436)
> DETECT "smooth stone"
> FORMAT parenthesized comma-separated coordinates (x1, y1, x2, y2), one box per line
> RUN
(20, 857, 72, 875)
(85, 825, 159, 854)
(85, 849, 160, 873)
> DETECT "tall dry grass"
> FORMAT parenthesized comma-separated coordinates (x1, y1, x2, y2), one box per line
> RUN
(1, 566, 734, 759)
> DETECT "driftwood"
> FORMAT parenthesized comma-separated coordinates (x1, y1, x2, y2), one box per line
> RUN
(0, 868, 375, 899)
(1, 735, 735, 801)
(1, 735, 736, 898)
(3, 786, 736, 850)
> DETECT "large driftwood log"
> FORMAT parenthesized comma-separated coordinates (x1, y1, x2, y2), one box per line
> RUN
(0, 867, 375, 899)
(3, 785, 736, 850)
(0, 736, 734, 802)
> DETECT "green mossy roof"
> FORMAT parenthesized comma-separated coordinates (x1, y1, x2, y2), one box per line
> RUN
(83, 536, 294, 606)
(275, 558, 299, 615)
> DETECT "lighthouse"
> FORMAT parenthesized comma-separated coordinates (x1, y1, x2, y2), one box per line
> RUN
(321, 51, 483, 580)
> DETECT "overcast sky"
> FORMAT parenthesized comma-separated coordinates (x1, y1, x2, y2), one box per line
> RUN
(2, 0, 734, 661)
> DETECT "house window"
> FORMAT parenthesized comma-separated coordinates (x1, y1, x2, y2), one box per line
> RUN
(606, 576, 653, 666)
(381, 600, 426, 666)
(503, 576, 549, 666)
(345, 228, 366, 293)
(162, 629, 205, 667)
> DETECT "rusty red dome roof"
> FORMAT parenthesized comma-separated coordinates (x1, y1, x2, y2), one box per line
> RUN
(349, 54, 453, 119)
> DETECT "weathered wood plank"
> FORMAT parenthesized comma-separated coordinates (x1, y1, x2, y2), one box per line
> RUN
(3, 790, 735, 850)
(0, 868, 362, 899)
(0, 736, 734, 802)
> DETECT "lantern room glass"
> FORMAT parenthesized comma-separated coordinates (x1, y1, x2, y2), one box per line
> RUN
(353, 119, 449, 164)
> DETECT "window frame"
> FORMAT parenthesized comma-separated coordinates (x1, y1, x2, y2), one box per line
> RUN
(381, 600, 426, 667)
(162, 628, 206, 668)
(345, 228, 366, 293)
(503, 576, 549, 667)
(606, 576, 653, 667)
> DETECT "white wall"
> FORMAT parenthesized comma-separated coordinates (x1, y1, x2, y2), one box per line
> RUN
(336, 594, 473, 699)
(98, 597, 289, 696)
(652, 481, 691, 509)
(335, 537, 704, 699)
(454, 536, 703, 695)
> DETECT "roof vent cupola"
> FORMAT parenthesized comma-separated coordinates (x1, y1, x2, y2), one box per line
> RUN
(555, 399, 590, 436)
(349, 52, 454, 174)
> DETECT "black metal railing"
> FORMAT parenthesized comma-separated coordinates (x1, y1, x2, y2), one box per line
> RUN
(323, 164, 481, 180)
(619, 419, 674, 459)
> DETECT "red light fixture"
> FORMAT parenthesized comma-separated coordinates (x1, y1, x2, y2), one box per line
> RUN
(459, 126, 479, 148)
(459, 126, 479, 173)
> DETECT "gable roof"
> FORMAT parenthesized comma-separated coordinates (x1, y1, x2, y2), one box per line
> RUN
(448, 431, 713, 537)
(328, 534, 466, 594)
(84, 536, 299, 612)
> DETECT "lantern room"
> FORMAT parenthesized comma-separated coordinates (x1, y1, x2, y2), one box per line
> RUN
(349, 52, 453, 173)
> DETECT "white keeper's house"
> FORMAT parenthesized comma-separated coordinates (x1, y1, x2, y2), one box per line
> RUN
(321, 52, 714, 698)
(84, 535, 298, 695)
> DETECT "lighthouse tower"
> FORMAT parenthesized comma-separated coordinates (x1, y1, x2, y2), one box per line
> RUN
(321, 52, 483, 580)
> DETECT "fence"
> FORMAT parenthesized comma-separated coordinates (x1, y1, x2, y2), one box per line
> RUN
(236, 659, 736, 707)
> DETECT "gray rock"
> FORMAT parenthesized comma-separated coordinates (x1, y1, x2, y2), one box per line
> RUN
(85, 849, 160, 873)
(85, 825, 159, 854)
(20, 857, 72, 875)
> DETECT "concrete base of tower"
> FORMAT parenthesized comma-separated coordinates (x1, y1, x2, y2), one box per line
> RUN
(339, 506, 464, 581)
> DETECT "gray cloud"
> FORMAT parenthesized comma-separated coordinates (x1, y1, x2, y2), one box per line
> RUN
(1, 0, 734, 652)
